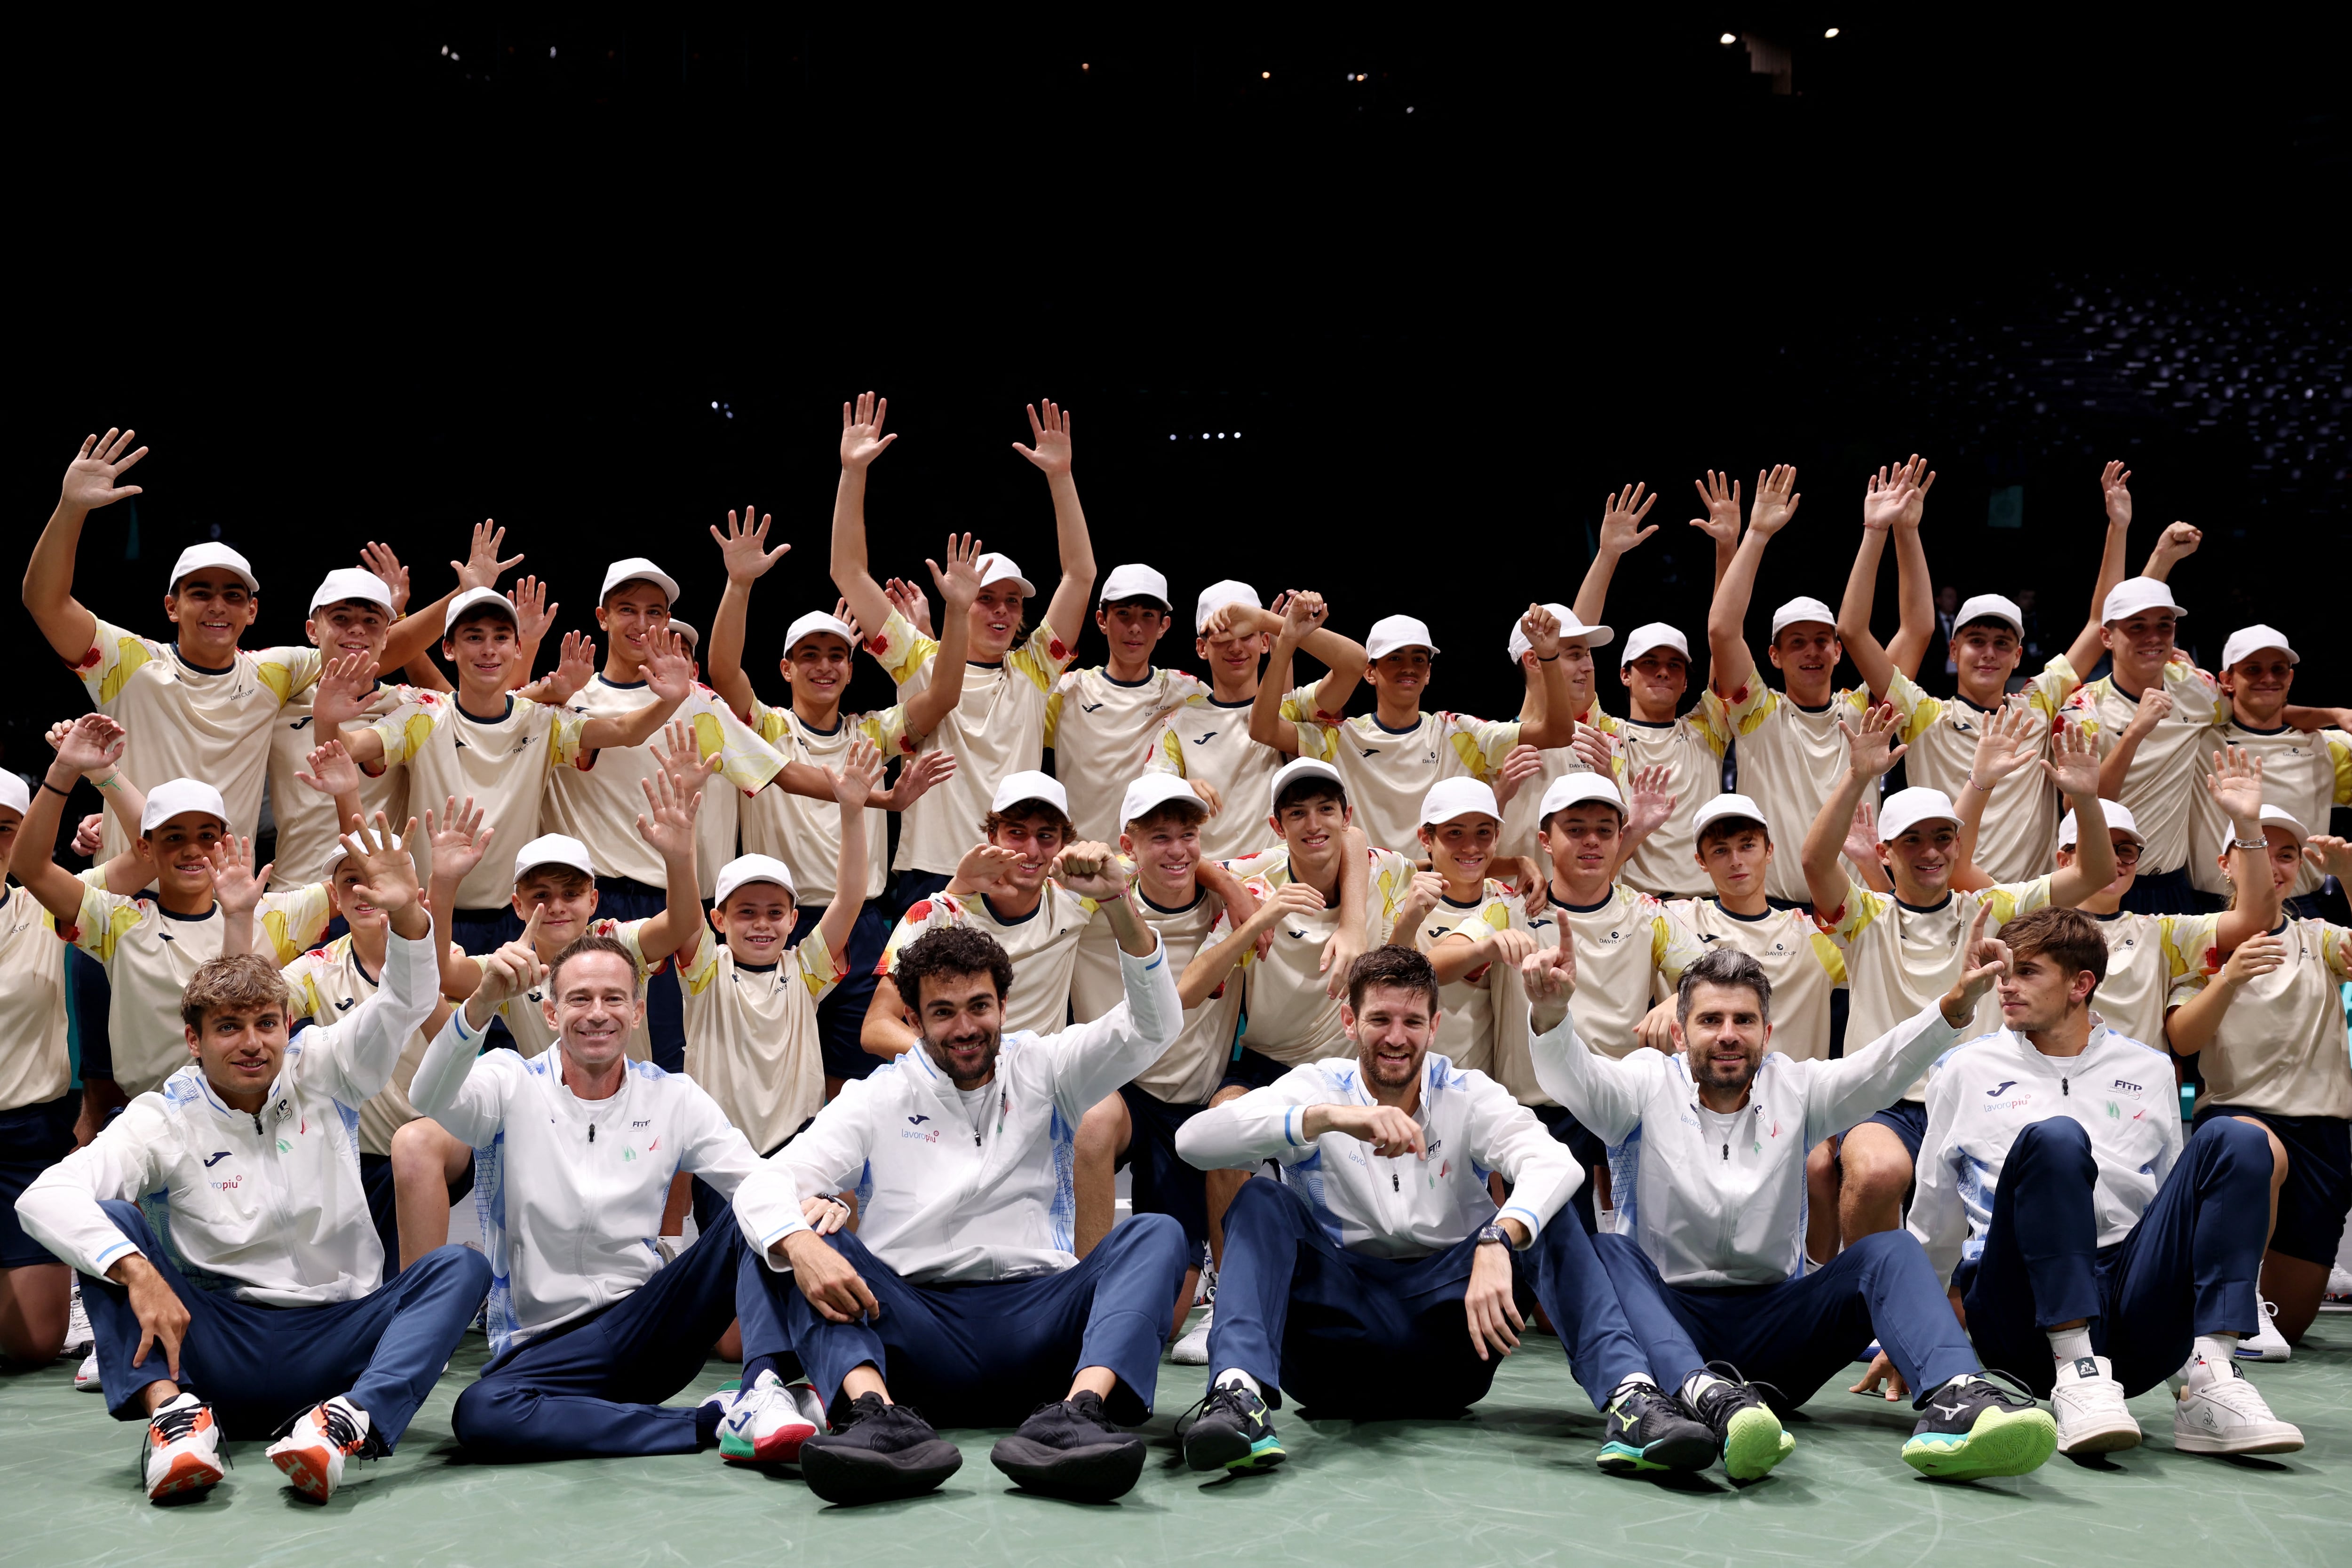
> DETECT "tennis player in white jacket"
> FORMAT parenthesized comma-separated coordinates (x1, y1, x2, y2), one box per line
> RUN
(16, 817, 488, 1505)
(1524, 912, 2062, 1484)
(1171, 943, 1719, 1482)
(733, 842, 1189, 1507)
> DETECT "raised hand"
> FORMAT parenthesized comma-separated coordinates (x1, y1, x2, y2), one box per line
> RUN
(830, 597, 866, 647)
(1597, 483, 1660, 556)
(925, 533, 985, 616)
(826, 738, 885, 812)
(2148, 520, 2202, 571)
(711, 504, 789, 583)
(72, 812, 104, 859)
(1838, 701, 1909, 780)
(1895, 454, 1936, 528)
(1519, 941, 1577, 1002)
(1942, 900, 2011, 1021)
(1748, 464, 1802, 536)
(2038, 718, 2101, 798)
(1842, 800, 1882, 871)
(885, 748, 955, 811)
(634, 764, 702, 862)
(2202, 744, 2265, 829)
(339, 812, 423, 915)
(1012, 398, 1074, 477)
(510, 575, 557, 646)
(60, 429, 148, 511)
(210, 835, 269, 916)
(1624, 764, 1677, 842)
(1966, 700, 2040, 788)
(311, 650, 381, 730)
(1281, 589, 1331, 641)
(475, 909, 550, 1011)
(546, 630, 596, 701)
(649, 717, 720, 804)
(454, 520, 524, 592)
(425, 796, 492, 885)
(641, 631, 696, 701)
(54, 713, 127, 777)
(840, 391, 897, 471)
(1860, 462, 1911, 533)
(951, 841, 1025, 894)
(294, 738, 363, 798)
(1493, 743, 1546, 809)
(882, 577, 933, 640)
(2100, 460, 2133, 529)
(1050, 840, 1131, 902)
(1689, 470, 1742, 549)
(1519, 603, 1563, 661)
(360, 541, 412, 615)
(2303, 835, 2352, 884)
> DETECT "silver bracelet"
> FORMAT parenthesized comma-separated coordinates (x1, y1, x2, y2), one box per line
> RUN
(2230, 837, 2266, 851)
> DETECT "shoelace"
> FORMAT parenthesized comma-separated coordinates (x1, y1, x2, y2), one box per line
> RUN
(135, 1402, 229, 1485)
(318, 1403, 367, 1455)
(1954, 1369, 2042, 1412)
(1026, 1395, 1118, 1434)
(1692, 1361, 1786, 1429)
(1171, 1384, 1256, 1441)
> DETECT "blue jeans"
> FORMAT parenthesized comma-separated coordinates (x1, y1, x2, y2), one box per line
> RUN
(782, 1214, 1191, 1427)
(81, 1199, 488, 1446)
(1206, 1176, 1649, 1415)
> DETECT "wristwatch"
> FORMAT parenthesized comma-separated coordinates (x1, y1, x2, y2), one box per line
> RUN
(1476, 1222, 1511, 1248)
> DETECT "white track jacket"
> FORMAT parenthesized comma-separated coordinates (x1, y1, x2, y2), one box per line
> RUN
(408, 1008, 761, 1355)
(735, 937, 1179, 1284)
(1908, 1023, 2183, 1287)
(16, 929, 440, 1305)
(1532, 999, 1964, 1287)
(1175, 1054, 1584, 1259)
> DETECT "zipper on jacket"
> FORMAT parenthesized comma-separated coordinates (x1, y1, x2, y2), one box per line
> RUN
(2061, 1078, 2069, 1097)
(1392, 1170, 1400, 1192)
(588, 1122, 596, 1141)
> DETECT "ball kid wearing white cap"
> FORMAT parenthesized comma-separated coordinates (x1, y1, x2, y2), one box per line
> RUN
(1054, 562, 1209, 844)
(2192, 624, 2345, 903)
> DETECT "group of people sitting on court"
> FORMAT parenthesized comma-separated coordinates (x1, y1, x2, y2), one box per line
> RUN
(2, 405, 2344, 1507)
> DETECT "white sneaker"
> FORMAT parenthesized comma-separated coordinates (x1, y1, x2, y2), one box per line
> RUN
(64, 1277, 94, 1357)
(2235, 1298, 2292, 1362)
(266, 1394, 371, 1501)
(2173, 1355, 2304, 1456)
(75, 1351, 103, 1393)
(1172, 1306, 1213, 1366)
(2324, 1264, 2352, 1301)
(2051, 1355, 2141, 1455)
(142, 1393, 225, 1502)
(718, 1369, 826, 1464)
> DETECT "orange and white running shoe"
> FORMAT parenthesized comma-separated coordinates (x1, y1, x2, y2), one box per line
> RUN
(143, 1393, 225, 1503)
(266, 1395, 372, 1502)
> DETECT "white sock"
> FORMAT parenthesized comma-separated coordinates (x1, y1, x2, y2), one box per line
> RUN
(2193, 1334, 2237, 1370)
(1680, 1372, 1728, 1404)
(2047, 1326, 2094, 1366)
(1214, 1368, 1260, 1398)
(1608, 1373, 1659, 1404)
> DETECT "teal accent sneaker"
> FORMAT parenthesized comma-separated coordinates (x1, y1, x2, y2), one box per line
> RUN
(1595, 1383, 1718, 1474)
(1902, 1374, 2058, 1480)
(1182, 1382, 1287, 1474)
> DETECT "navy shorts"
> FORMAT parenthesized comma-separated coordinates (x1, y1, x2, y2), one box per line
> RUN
(0, 1090, 80, 1268)
(1115, 1084, 1211, 1252)
(2194, 1105, 2352, 1266)
(1858, 1098, 1929, 1162)
(791, 899, 895, 1085)
(1217, 1045, 1294, 1098)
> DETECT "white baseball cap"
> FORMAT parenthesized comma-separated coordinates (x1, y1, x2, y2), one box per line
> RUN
(1099, 564, 1171, 607)
(444, 586, 518, 630)
(1952, 593, 2024, 636)
(1195, 579, 1260, 634)
(1270, 756, 1346, 810)
(1420, 777, 1501, 828)
(1537, 772, 1624, 825)
(989, 769, 1070, 818)
(168, 542, 258, 595)
(514, 833, 596, 883)
(1770, 596, 1839, 640)
(1877, 786, 1962, 843)
(0, 772, 31, 816)
(2259, 803, 2311, 840)
(309, 567, 393, 614)
(140, 778, 228, 835)
(2101, 576, 2185, 624)
(784, 611, 859, 658)
(2058, 799, 2143, 849)
(1120, 773, 1209, 830)
(600, 557, 681, 605)
(715, 852, 797, 907)
(1619, 623, 1691, 667)
(975, 552, 1036, 596)
(1366, 614, 1439, 661)
(1691, 792, 1771, 838)
(1506, 603, 1613, 663)
(669, 619, 700, 653)
(2220, 624, 2297, 670)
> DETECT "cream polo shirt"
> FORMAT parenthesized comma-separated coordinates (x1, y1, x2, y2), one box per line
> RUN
(1412, 882, 1527, 1078)
(0, 887, 72, 1114)
(2168, 916, 2352, 1120)
(1712, 675, 1911, 905)
(1283, 709, 1525, 857)
(267, 680, 413, 891)
(2186, 722, 2351, 898)
(1614, 710, 1730, 899)
(739, 696, 905, 907)
(367, 691, 588, 910)
(282, 933, 447, 1157)
(2082, 909, 2214, 1052)
(2063, 658, 2227, 876)
(1666, 896, 1846, 1062)
(1046, 665, 1208, 845)
(1217, 846, 1416, 1064)
(1144, 681, 1333, 863)
(1884, 661, 2081, 886)
(876, 885, 1100, 1039)
(677, 927, 842, 1155)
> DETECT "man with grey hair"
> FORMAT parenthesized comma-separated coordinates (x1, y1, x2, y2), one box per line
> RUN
(1521, 920, 2061, 1485)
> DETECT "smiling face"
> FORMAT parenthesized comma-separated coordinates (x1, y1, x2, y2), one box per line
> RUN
(1198, 622, 1268, 695)
(969, 582, 1026, 661)
(1995, 947, 2095, 1034)
(165, 571, 258, 662)
(711, 882, 795, 965)
(1097, 600, 1172, 669)
(326, 859, 386, 935)
(1950, 622, 2023, 701)
(1621, 648, 1689, 716)
(1344, 981, 1437, 1093)
(2220, 651, 2295, 727)
(139, 813, 227, 906)
(1271, 788, 1351, 868)
(1675, 979, 1771, 1097)
(511, 868, 600, 953)
(1421, 813, 1499, 892)
(544, 949, 644, 1075)
(1541, 639, 1598, 711)
(2222, 824, 2306, 895)
(2101, 609, 2177, 679)
(1121, 808, 1204, 902)
(596, 581, 673, 669)
(1542, 804, 1623, 889)
(912, 968, 1005, 1090)
(1767, 623, 1841, 697)
(1695, 822, 1773, 899)
(188, 998, 290, 1103)
(1882, 820, 1960, 899)
(444, 613, 522, 696)
(782, 632, 855, 711)
(307, 598, 391, 664)
(985, 808, 1069, 896)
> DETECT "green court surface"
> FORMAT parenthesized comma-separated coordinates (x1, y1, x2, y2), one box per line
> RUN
(6, 1313, 2349, 1568)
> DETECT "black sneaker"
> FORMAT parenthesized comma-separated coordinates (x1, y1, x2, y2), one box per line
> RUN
(1594, 1382, 1717, 1474)
(988, 1390, 1147, 1502)
(1902, 1373, 2057, 1480)
(1181, 1381, 1286, 1474)
(1684, 1365, 1796, 1481)
(798, 1393, 963, 1504)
